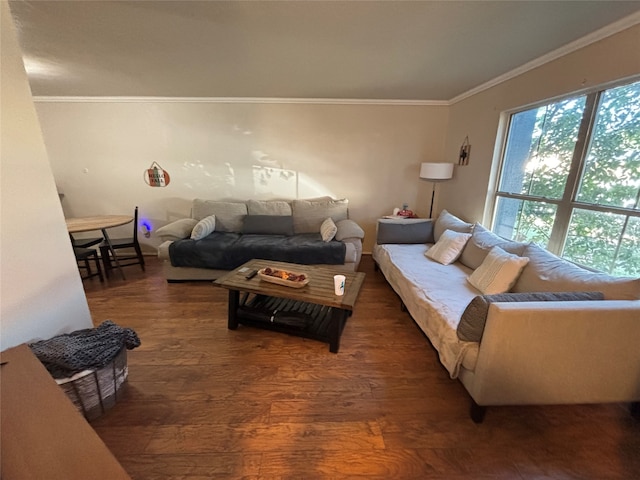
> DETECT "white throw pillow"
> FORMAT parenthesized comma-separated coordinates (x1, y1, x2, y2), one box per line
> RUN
(467, 246, 530, 294)
(425, 229, 471, 265)
(320, 217, 338, 242)
(191, 215, 216, 240)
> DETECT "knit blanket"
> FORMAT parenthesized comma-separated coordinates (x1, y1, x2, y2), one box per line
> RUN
(29, 320, 140, 378)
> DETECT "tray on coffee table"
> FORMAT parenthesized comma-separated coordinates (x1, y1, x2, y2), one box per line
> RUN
(257, 267, 309, 288)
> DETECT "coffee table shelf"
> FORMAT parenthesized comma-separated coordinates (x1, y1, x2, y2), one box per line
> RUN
(237, 294, 338, 343)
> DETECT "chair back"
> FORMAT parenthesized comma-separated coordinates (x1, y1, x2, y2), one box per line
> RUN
(133, 206, 139, 242)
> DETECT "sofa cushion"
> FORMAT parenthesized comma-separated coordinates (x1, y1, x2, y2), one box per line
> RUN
(243, 215, 294, 236)
(512, 243, 640, 300)
(377, 219, 434, 244)
(155, 218, 199, 242)
(246, 200, 292, 216)
(191, 215, 217, 240)
(425, 229, 471, 265)
(335, 219, 365, 241)
(457, 291, 605, 342)
(467, 246, 530, 294)
(460, 224, 528, 270)
(320, 217, 338, 242)
(372, 242, 479, 378)
(292, 198, 349, 234)
(192, 200, 248, 233)
(434, 209, 474, 242)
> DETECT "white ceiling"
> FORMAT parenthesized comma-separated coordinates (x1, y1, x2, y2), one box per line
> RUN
(8, 0, 640, 102)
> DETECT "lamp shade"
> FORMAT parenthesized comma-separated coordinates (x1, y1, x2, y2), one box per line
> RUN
(419, 162, 454, 181)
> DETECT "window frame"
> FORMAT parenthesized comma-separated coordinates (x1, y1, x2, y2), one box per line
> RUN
(491, 78, 640, 273)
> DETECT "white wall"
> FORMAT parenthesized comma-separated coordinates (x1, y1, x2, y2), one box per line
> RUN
(1, 1, 92, 351)
(35, 101, 448, 251)
(441, 24, 640, 224)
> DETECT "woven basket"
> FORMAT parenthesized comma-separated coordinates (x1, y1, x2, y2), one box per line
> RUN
(55, 347, 128, 421)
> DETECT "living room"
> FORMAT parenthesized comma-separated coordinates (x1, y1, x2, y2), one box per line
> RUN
(2, 1, 640, 478)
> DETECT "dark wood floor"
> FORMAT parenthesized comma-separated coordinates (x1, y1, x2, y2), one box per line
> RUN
(83, 255, 640, 480)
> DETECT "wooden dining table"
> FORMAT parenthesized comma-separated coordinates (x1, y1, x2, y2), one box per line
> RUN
(66, 215, 133, 280)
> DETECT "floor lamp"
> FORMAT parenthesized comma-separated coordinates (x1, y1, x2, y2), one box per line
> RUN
(419, 162, 454, 218)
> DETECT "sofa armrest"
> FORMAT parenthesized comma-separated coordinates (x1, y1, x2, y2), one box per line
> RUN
(462, 300, 640, 406)
(155, 218, 198, 242)
(335, 219, 364, 241)
(376, 218, 434, 244)
(157, 240, 173, 260)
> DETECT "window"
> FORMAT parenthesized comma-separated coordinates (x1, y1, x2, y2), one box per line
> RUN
(492, 79, 640, 276)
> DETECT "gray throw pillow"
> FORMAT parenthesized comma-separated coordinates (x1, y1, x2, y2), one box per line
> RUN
(433, 210, 473, 242)
(377, 219, 434, 244)
(457, 291, 605, 342)
(242, 215, 294, 235)
(459, 224, 528, 270)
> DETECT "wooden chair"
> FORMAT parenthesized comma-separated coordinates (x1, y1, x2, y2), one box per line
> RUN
(99, 206, 145, 277)
(70, 234, 103, 249)
(74, 247, 104, 282)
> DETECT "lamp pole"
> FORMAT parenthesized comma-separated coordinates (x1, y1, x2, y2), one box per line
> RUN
(419, 163, 454, 219)
(429, 183, 437, 219)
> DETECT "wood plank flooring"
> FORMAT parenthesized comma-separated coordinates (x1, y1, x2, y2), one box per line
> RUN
(83, 255, 640, 479)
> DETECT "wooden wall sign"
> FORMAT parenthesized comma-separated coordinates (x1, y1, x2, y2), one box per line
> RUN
(144, 162, 170, 187)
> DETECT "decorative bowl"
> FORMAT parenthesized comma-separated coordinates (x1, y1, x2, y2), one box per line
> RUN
(258, 267, 310, 288)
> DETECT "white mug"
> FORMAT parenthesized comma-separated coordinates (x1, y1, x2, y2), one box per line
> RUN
(333, 274, 346, 296)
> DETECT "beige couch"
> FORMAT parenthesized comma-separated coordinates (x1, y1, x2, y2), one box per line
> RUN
(373, 211, 640, 422)
(156, 197, 364, 281)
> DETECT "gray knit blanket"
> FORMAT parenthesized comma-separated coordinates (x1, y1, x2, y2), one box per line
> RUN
(29, 320, 140, 378)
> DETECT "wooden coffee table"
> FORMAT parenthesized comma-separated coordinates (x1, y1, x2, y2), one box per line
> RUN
(214, 259, 365, 353)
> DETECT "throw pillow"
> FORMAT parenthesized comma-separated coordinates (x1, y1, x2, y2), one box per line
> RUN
(457, 291, 605, 342)
(191, 215, 216, 240)
(433, 209, 474, 242)
(242, 215, 294, 235)
(459, 223, 528, 270)
(320, 217, 338, 242)
(425, 229, 471, 265)
(467, 246, 530, 295)
(512, 243, 640, 300)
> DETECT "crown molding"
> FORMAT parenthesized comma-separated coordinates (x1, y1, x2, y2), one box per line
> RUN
(32, 96, 448, 106)
(31, 11, 640, 107)
(450, 11, 640, 105)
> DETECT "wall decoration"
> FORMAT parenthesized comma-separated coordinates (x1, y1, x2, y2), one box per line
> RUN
(144, 162, 171, 187)
(458, 136, 471, 166)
